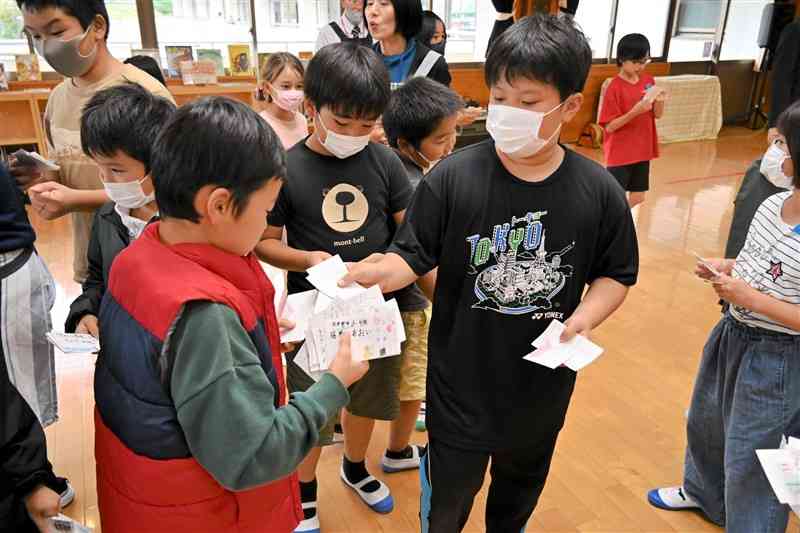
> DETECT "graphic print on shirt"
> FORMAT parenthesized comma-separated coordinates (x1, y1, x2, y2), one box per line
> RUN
(321, 183, 369, 233)
(466, 210, 574, 317)
(768, 261, 784, 282)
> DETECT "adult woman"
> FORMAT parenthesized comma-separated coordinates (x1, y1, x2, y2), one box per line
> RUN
(366, 0, 451, 87)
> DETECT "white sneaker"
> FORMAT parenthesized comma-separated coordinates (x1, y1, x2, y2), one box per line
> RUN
(647, 486, 700, 511)
(294, 502, 320, 533)
(58, 480, 75, 509)
(340, 465, 394, 514)
(381, 444, 423, 473)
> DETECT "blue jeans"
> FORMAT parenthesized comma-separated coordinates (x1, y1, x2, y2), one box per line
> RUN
(683, 315, 800, 533)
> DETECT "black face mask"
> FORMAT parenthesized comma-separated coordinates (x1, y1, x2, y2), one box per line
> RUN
(430, 40, 446, 55)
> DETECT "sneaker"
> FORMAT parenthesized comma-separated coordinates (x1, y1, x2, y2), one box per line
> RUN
(339, 465, 394, 514)
(294, 502, 320, 533)
(332, 423, 344, 444)
(54, 478, 75, 509)
(647, 486, 700, 511)
(382, 444, 423, 473)
(415, 402, 426, 432)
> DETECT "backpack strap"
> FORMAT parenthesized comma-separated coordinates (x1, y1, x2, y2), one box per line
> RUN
(329, 21, 348, 42)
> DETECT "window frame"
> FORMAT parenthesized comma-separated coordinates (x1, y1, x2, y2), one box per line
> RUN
(269, 0, 300, 27)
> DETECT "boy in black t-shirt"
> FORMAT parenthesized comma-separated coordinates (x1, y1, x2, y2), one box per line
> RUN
(256, 42, 435, 533)
(342, 14, 639, 532)
(379, 76, 461, 465)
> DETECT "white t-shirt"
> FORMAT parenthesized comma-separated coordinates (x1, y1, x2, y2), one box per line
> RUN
(730, 191, 800, 334)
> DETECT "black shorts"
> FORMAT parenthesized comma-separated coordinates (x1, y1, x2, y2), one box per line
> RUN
(608, 161, 650, 193)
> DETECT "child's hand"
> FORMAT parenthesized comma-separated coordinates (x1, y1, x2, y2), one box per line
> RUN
(305, 251, 332, 269)
(76, 314, 100, 338)
(339, 258, 384, 290)
(25, 484, 61, 533)
(328, 333, 368, 388)
(28, 182, 77, 220)
(633, 98, 654, 115)
(8, 156, 43, 190)
(279, 318, 296, 353)
(712, 274, 757, 308)
(560, 314, 592, 343)
(695, 258, 733, 280)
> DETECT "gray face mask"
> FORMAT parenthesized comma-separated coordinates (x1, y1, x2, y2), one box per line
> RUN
(33, 25, 98, 78)
(344, 8, 363, 27)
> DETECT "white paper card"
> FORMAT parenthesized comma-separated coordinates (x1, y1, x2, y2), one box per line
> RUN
(49, 515, 93, 532)
(46, 332, 100, 354)
(280, 290, 317, 343)
(524, 320, 604, 371)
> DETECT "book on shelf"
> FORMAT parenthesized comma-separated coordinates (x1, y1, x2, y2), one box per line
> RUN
(228, 44, 253, 76)
(180, 60, 219, 85)
(197, 49, 225, 76)
(15, 54, 41, 81)
(165, 46, 194, 77)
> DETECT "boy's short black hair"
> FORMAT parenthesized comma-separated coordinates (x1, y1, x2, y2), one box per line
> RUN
(17, 0, 111, 40)
(616, 33, 651, 66)
(151, 97, 285, 223)
(81, 83, 175, 174)
(124, 55, 166, 86)
(364, 0, 421, 40)
(778, 100, 800, 188)
(383, 77, 462, 149)
(418, 10, 445, 46)
(305, 42, 390, 120)
(485, 13, 592, 101)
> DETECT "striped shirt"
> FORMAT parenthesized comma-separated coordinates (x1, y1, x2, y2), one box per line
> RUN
(730, 191, 800, 334)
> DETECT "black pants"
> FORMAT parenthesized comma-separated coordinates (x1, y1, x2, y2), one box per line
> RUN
(420, 430, 560, 533)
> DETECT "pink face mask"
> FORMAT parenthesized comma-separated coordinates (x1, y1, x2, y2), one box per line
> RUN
(272, 88, 304, 112)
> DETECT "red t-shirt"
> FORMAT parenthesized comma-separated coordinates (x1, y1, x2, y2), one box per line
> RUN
(599, 74, 660, 167)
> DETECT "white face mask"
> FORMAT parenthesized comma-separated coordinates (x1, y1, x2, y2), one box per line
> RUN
(486, 103, 564, 159)
(103, 176, 155, 209)
(316, 113, 371, 159)
(760, 143, 794, 189)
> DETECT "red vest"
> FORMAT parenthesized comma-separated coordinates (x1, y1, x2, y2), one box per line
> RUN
(95, 223, 302, 533)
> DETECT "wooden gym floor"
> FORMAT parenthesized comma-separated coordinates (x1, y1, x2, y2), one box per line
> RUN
(34, 127, 800, 532)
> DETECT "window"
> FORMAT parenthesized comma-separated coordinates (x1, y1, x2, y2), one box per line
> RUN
(674, 0, 724, 37)
(254, 0, 325, 56)
(720, 0, 770, 60)
(611, 0, 670, 59)
(573, 0, 614, 59)
(0, 0, 29, 73)
(430, 0, 493, 62)
(271, 0, 299, 26)
(155, 0, 253, 76)
(104, 0, 144, 64)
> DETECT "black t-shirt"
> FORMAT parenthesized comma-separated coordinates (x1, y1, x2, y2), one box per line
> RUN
(269, 141, 425, 310)
(389, 140, 639, 450)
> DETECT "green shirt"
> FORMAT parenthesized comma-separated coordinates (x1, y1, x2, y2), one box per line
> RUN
(169, 301, 348, 491)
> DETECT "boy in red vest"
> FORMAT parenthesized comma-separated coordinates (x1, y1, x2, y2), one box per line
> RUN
(93, 96, 368, 533)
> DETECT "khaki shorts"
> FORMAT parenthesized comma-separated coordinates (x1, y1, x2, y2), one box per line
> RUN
(398, 310, 430, 402)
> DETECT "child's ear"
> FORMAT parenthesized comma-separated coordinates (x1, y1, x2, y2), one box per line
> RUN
(304, 100, 316, 119)
(561, 93, 584, 123)
(205, 187, 234, 224)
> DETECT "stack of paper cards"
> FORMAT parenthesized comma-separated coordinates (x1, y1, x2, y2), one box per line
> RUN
(757, 436, 800, 513)
(523, 320, 603, 371)
(284, 255, 406, 379)
(46, 332, 100, 354)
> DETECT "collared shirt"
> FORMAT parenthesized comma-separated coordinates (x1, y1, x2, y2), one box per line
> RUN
(315, 13, 369, 51)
